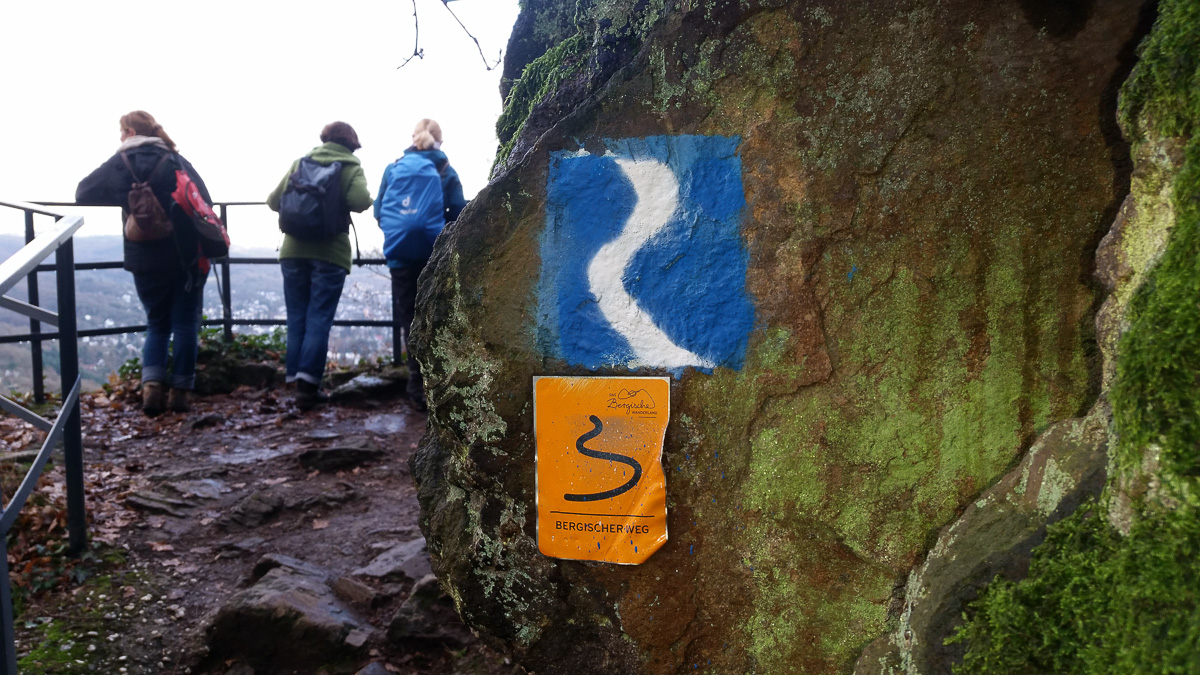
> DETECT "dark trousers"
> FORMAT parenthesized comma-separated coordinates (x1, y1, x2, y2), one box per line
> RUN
(281, 258, 348, 385)
(133, 268, 206, 390)
(390, 265, 422, 391)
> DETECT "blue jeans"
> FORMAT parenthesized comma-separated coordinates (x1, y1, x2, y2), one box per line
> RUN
(280, 258, 348, 385)
(133, 269, 206, 390)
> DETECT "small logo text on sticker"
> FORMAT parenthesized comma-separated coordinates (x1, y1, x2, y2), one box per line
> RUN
(607, 388, 657, 415)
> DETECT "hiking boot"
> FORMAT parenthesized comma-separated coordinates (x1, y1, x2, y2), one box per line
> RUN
(295, 380, 329, 411)
(167, 388, 191, 413)
(142, 381, 166, 417)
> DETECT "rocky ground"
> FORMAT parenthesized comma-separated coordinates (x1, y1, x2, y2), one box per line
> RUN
(2, 371, 527, 675)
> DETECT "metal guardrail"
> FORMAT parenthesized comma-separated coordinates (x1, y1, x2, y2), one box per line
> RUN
(0, 200, 85, 674)
(4, 202, 404, 401)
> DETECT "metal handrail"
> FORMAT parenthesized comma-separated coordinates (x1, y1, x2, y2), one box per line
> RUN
(0, 214, 82, 297)
(0, 379, 81, 534)
(0, 200, 71, 219)
(4, 202, 403, 393)
(0, 201, 85, 674)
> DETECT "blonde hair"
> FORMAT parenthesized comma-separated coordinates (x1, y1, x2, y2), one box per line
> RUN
(119, 111, 177, 151)
(412, 118, 443, 150)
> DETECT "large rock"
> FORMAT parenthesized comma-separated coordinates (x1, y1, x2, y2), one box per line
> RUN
(410, 1, 1149, 673)
(386, 574, 474, 647)
(205, 556, 373, 669)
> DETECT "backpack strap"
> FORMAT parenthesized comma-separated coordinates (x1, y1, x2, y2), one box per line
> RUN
(120, 150, 171, 183)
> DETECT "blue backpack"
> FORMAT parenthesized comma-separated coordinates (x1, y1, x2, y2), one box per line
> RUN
(279, 157, 346, 241)
(378, 153, 444, 263)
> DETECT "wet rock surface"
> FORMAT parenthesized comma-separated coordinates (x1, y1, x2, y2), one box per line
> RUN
(206, 560, 374, 669)
(387, 574, 474, 647)
(352, 538, 431, 582)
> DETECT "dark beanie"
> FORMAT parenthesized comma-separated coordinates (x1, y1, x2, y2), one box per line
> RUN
(320, 121, 360, 151)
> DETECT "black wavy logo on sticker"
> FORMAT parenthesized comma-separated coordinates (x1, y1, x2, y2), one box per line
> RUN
(563, 415, 643, 502)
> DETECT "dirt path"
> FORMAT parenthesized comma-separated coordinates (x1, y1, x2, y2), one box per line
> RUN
(10, 385, 522, 675)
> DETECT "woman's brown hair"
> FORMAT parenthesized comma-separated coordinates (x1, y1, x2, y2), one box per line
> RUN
(320, 122, 361, 152)
(119, 111, 177, 151)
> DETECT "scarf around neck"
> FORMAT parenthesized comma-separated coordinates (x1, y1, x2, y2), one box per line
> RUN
(118, 135, 170, 153)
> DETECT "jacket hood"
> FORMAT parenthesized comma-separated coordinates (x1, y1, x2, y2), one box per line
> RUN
(307, 142, 361, 166)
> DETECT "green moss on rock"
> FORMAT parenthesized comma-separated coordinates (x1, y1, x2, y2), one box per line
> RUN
(496, 32, 587, 164)
(1108, 0, 1200, 483)
(949, 504, 1200, 674)
(1110, 146, 1200, 481)
(1118, 0, 1200, 142)
(953, 0, 1200, 670)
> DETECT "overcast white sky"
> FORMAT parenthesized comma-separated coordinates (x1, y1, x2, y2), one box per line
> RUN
(0, 0, 521, 253)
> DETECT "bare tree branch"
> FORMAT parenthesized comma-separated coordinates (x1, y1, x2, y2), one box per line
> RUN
(397, 0, 425, 69)
(439, 0, 503, 71)
(397, 0, 503, 70)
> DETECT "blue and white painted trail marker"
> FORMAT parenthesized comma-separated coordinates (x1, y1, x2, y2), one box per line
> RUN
(539, 135, 755, 374)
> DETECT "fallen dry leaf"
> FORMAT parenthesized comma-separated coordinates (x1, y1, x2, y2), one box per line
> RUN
(312, 520, 329, 530)
(149, 541, 174, 552)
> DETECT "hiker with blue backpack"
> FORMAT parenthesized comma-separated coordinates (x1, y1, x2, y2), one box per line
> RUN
(375, 118, 467, 410)
(267, 122, 373, 410)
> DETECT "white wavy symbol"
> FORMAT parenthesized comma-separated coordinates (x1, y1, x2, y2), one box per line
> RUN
(586, 157, 714, 370)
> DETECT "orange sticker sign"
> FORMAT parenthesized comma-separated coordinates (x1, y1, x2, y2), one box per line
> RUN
(534, 376, 669, 564)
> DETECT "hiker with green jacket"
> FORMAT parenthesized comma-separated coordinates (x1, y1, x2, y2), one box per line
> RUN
(267, 122, 372, 410)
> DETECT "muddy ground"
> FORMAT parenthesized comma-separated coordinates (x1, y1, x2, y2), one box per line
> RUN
(5, 381, 527, 675)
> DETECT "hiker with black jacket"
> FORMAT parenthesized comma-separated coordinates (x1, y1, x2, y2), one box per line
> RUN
(375, 118, 468, 411)
(267, 122, 372, 410)
(76, 110, 214, 416)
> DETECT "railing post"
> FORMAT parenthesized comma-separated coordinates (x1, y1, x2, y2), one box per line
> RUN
(54, 240, 86, 556)
(25, 210, 44, 404)
(220, 205, 233, 343)
(0, 528, 16, 674)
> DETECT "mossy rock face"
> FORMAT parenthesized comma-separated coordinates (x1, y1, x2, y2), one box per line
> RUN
(410, 1, 1148, 673)
(942, 1, 1200, 672)
(855, 405, 1111, 673)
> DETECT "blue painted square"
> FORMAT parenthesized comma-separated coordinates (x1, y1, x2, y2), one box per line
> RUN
(538, 135, 755, 373)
